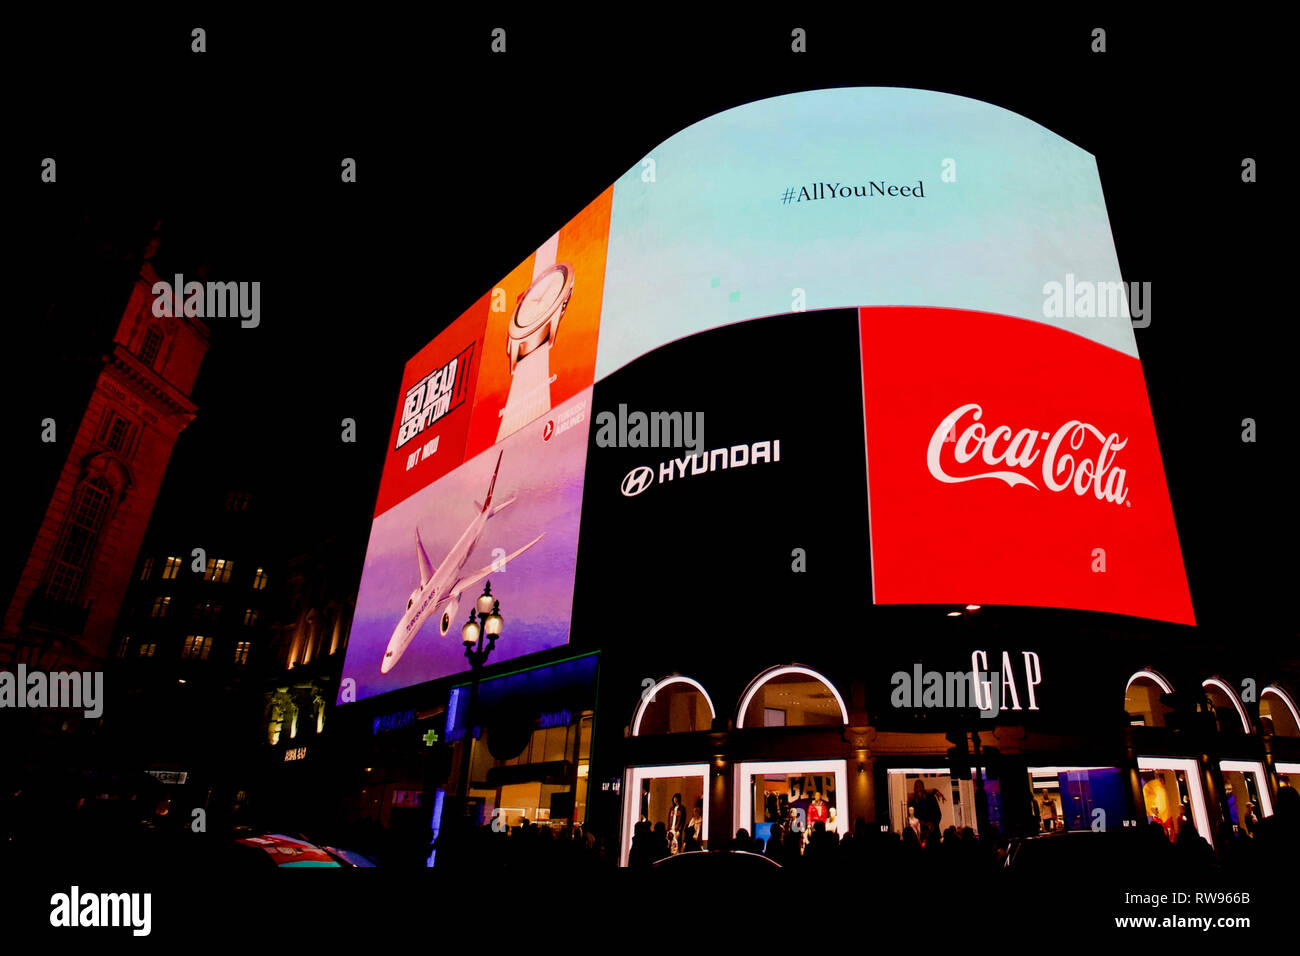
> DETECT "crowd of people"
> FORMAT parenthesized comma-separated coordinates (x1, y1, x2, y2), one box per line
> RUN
(431, 782, 1300, 877)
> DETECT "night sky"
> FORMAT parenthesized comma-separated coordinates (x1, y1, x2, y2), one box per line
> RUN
(5, 13, 1288, 649)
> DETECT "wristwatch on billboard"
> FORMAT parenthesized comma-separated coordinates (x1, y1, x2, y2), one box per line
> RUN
(497, 231, 573, 441)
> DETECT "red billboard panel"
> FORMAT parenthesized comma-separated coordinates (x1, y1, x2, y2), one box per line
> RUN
(373, 299, 488, 517)
(859, 306, 1194, 625)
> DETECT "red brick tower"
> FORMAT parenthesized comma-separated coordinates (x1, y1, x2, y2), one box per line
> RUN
(2, 236, 210, 672)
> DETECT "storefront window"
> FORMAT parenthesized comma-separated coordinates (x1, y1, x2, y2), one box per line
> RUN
(463, 708, 595, 830)
(1276, 762, 1300, 791)
(886, 768, 985, 843)
(1136, 757, 1213, 846)
(733, 759, 849, 858)
(1218, 760, 1273, 836)
(442, 654, 599, 836)
(1026, 767, 1125, 832)
(622, 764, 709, 865)
(749, 772, 840, 851)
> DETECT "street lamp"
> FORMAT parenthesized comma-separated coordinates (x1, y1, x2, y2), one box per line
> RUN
(453, 581, 503, 831)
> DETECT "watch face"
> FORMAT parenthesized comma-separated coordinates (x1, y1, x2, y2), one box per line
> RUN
(515, 271, 566, 327)
(512, 263, 573, 338)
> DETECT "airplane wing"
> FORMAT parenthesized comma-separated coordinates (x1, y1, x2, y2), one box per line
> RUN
(415, 527, 435, 586)
(448, 533, 545, 600)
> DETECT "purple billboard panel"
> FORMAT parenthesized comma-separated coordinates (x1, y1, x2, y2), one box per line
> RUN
(338, 389, 591, 703)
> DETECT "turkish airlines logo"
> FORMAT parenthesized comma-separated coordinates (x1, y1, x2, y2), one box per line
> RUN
(927, 403, 1130, 506)
(621, 466, 655, 497)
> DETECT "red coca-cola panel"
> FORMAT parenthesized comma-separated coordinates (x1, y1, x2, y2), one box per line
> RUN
(859, 306, 1194, 625)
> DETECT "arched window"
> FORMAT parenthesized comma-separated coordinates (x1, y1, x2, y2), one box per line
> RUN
(736, 665, 848, 729)
(44, 477, 113, 603)
(632, 676, 716, 735)
(1202, 678, 1251, 734)
(1124, 669, 1174, 728)
(1260, 686, 1300, 737)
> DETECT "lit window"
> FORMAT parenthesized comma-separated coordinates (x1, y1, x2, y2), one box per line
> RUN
(182, 635, 213, 660)
(252, 567, 268, 591)
(243, 608, 259, 627)
(162, 556, 182, 580)
(138, 642, 157, 658)
(44, 477, 112, 603)
(234, 641, 251, 666)
(139, 557, 154, 581)
(151, 595, 171, 618)
(205, 558, 234, 583)
(139, 328, 163, 368)
(117, 637, 131, 658)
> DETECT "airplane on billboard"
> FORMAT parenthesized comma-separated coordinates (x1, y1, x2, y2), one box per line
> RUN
(381, 450, 543, 674)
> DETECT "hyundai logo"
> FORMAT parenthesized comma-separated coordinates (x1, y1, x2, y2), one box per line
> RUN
(620, 466, 655, 497)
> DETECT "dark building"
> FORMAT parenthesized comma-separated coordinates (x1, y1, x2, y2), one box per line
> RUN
(105, 476, 279, 819)
(253, 533, 360, 836)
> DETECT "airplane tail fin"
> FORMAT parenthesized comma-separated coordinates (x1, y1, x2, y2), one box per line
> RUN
(483, 450, 504, 511)
(416, 527, 435, 586)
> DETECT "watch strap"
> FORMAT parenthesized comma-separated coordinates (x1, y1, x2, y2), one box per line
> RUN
(497, 339, 555, 440)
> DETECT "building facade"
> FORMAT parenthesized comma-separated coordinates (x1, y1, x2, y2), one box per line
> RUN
(4, 235, 209, 675)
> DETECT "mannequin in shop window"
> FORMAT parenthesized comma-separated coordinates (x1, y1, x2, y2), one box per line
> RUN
(765, 791, 780, 822)
(687, 800, 703, 848)
(683, 824, 701, 853)
(667, 793, 686, 854)
(907, 806, 922, 840)
(808, 791, 830, 829)
(1243, 801, 1261, 837)
(1039, 789, 1058, 833)
(909, 779, 946, 846)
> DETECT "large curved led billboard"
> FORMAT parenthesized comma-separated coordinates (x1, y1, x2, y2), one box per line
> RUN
(339, 87, 1193, 704)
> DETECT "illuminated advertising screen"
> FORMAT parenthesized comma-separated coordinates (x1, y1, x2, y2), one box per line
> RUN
(342, 391, 590, 702)
(859, 306, 1193, 624)
(341, 86, 1194, 704)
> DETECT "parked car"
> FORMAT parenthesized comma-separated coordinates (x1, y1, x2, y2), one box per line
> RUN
(234, 833, 343, 868)
(1001, 825, 1195, 882)
(650, 850, 780, 872)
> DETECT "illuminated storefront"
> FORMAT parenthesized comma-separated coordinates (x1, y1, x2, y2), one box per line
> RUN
(441, 654, 598, 834)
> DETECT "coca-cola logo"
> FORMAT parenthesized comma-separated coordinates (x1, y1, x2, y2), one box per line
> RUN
(926, 403, 1130, 506)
